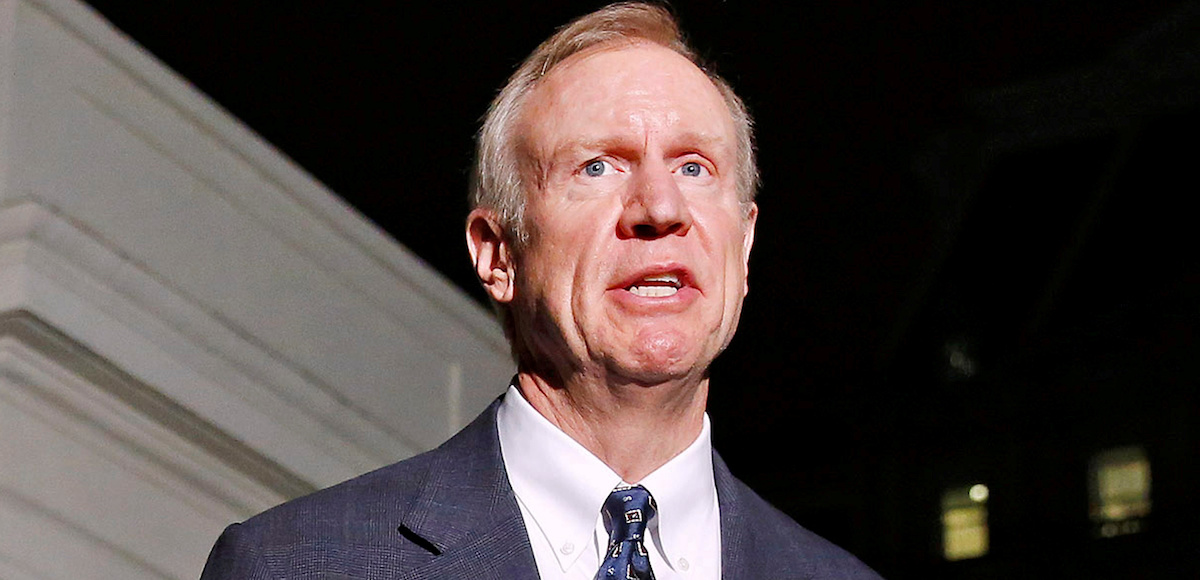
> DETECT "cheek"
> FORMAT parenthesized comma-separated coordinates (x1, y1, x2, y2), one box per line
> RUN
(696, 211, 749, 260)
(702, 217, 752, 304)
(524, 236, 598, 310)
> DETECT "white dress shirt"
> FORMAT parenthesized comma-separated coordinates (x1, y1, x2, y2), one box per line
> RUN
(497, 384, 721, 580)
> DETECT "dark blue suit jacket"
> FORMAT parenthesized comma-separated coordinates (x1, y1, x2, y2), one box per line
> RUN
(201, 398, 882, 579)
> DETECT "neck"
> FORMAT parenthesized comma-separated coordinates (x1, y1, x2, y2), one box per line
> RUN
(516, 370, 708, 482)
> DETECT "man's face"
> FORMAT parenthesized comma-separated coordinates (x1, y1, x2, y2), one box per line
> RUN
(509, 42, 756, 385)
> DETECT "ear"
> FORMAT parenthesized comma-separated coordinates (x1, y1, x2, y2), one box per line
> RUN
(741, 203, 758, 295)
(466, 208, 516, 304)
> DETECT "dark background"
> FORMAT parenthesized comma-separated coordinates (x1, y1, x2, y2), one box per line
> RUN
(82, 1, 1200, 577)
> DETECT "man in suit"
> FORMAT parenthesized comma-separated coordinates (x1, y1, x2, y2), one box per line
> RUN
(202, 3, 883, 579)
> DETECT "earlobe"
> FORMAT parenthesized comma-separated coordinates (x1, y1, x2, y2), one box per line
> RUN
(466, 209, 516, 304)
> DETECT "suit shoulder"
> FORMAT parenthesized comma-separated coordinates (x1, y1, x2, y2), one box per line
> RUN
(720, 467, 885, 579)
(200, 449, 441, 578)
(199, 396, 513, 578)
(240, 447, 438, 543)
(236, 395, 506, 541)
(758, 497, 882, 578)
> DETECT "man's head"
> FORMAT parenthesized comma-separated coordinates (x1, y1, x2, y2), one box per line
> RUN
(471, 2, 758, 246)
(467, 2, 758, 386)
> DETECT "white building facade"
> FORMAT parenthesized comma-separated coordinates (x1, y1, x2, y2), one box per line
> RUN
(0, 0, 513, 577)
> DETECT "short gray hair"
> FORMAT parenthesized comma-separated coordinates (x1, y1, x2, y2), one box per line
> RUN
(470, 2, 758, 248)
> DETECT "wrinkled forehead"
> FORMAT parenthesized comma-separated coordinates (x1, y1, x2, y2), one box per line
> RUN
(517, 42, 737, 164)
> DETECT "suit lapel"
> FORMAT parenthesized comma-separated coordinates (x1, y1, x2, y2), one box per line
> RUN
(394, 401, 830, 579)
(400, 514, 534, 580)
(395, 398, 539, 580)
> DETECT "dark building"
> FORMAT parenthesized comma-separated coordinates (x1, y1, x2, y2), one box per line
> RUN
(810, 4, 1200, 576)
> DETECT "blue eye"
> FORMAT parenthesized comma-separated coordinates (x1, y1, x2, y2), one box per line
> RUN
(584, 160, 610, 177)
(680, 161, 703, 177)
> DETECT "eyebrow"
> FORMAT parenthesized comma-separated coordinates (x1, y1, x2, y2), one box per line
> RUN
(547, 136, 637, 161)
(548, 131, 729, 161)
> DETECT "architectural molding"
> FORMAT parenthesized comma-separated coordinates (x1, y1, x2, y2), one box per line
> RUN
(0, 200, 411, 485)
(0, 0, 516, 575)
(0, 321, 286, 578)
(0, 310, 314, 503)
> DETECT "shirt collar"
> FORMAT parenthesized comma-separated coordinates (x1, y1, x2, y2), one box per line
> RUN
(497, 383, 623, 571)
(496, 382, 717, 572)
(640, 410, 717, 568)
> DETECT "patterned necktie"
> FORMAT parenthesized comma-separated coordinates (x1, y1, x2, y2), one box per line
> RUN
(596, 484, 657, 580)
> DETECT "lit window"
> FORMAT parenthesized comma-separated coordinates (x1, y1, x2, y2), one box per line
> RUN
(942, 483, 989, 560)
(1090, 446, 1150, 537)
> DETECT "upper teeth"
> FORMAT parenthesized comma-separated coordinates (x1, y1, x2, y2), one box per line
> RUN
(643, 274, 680, 285)
(628, 274, 681, 297)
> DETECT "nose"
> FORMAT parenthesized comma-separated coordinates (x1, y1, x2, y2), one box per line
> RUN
(618, 164, 694, 239)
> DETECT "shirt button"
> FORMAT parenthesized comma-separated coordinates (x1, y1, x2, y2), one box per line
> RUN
(560, 542, 575, 555)
(678, 557, 690, 571)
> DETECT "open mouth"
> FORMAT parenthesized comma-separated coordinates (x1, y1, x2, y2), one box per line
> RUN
(627, 273, 683, 298)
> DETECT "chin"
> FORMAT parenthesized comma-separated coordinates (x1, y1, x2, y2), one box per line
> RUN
(616, 337, 703, 385)
(610, 364, 691, 387)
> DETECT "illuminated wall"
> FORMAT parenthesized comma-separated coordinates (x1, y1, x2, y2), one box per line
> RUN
(0, 0, 513, 577)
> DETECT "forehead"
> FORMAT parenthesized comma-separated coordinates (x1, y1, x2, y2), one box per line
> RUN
(520, 43, 736, 157)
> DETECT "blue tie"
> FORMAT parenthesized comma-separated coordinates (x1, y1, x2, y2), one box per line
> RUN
(596, 485, 657, 580)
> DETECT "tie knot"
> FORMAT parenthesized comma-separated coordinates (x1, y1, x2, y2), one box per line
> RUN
(602, 485, 656, 542)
